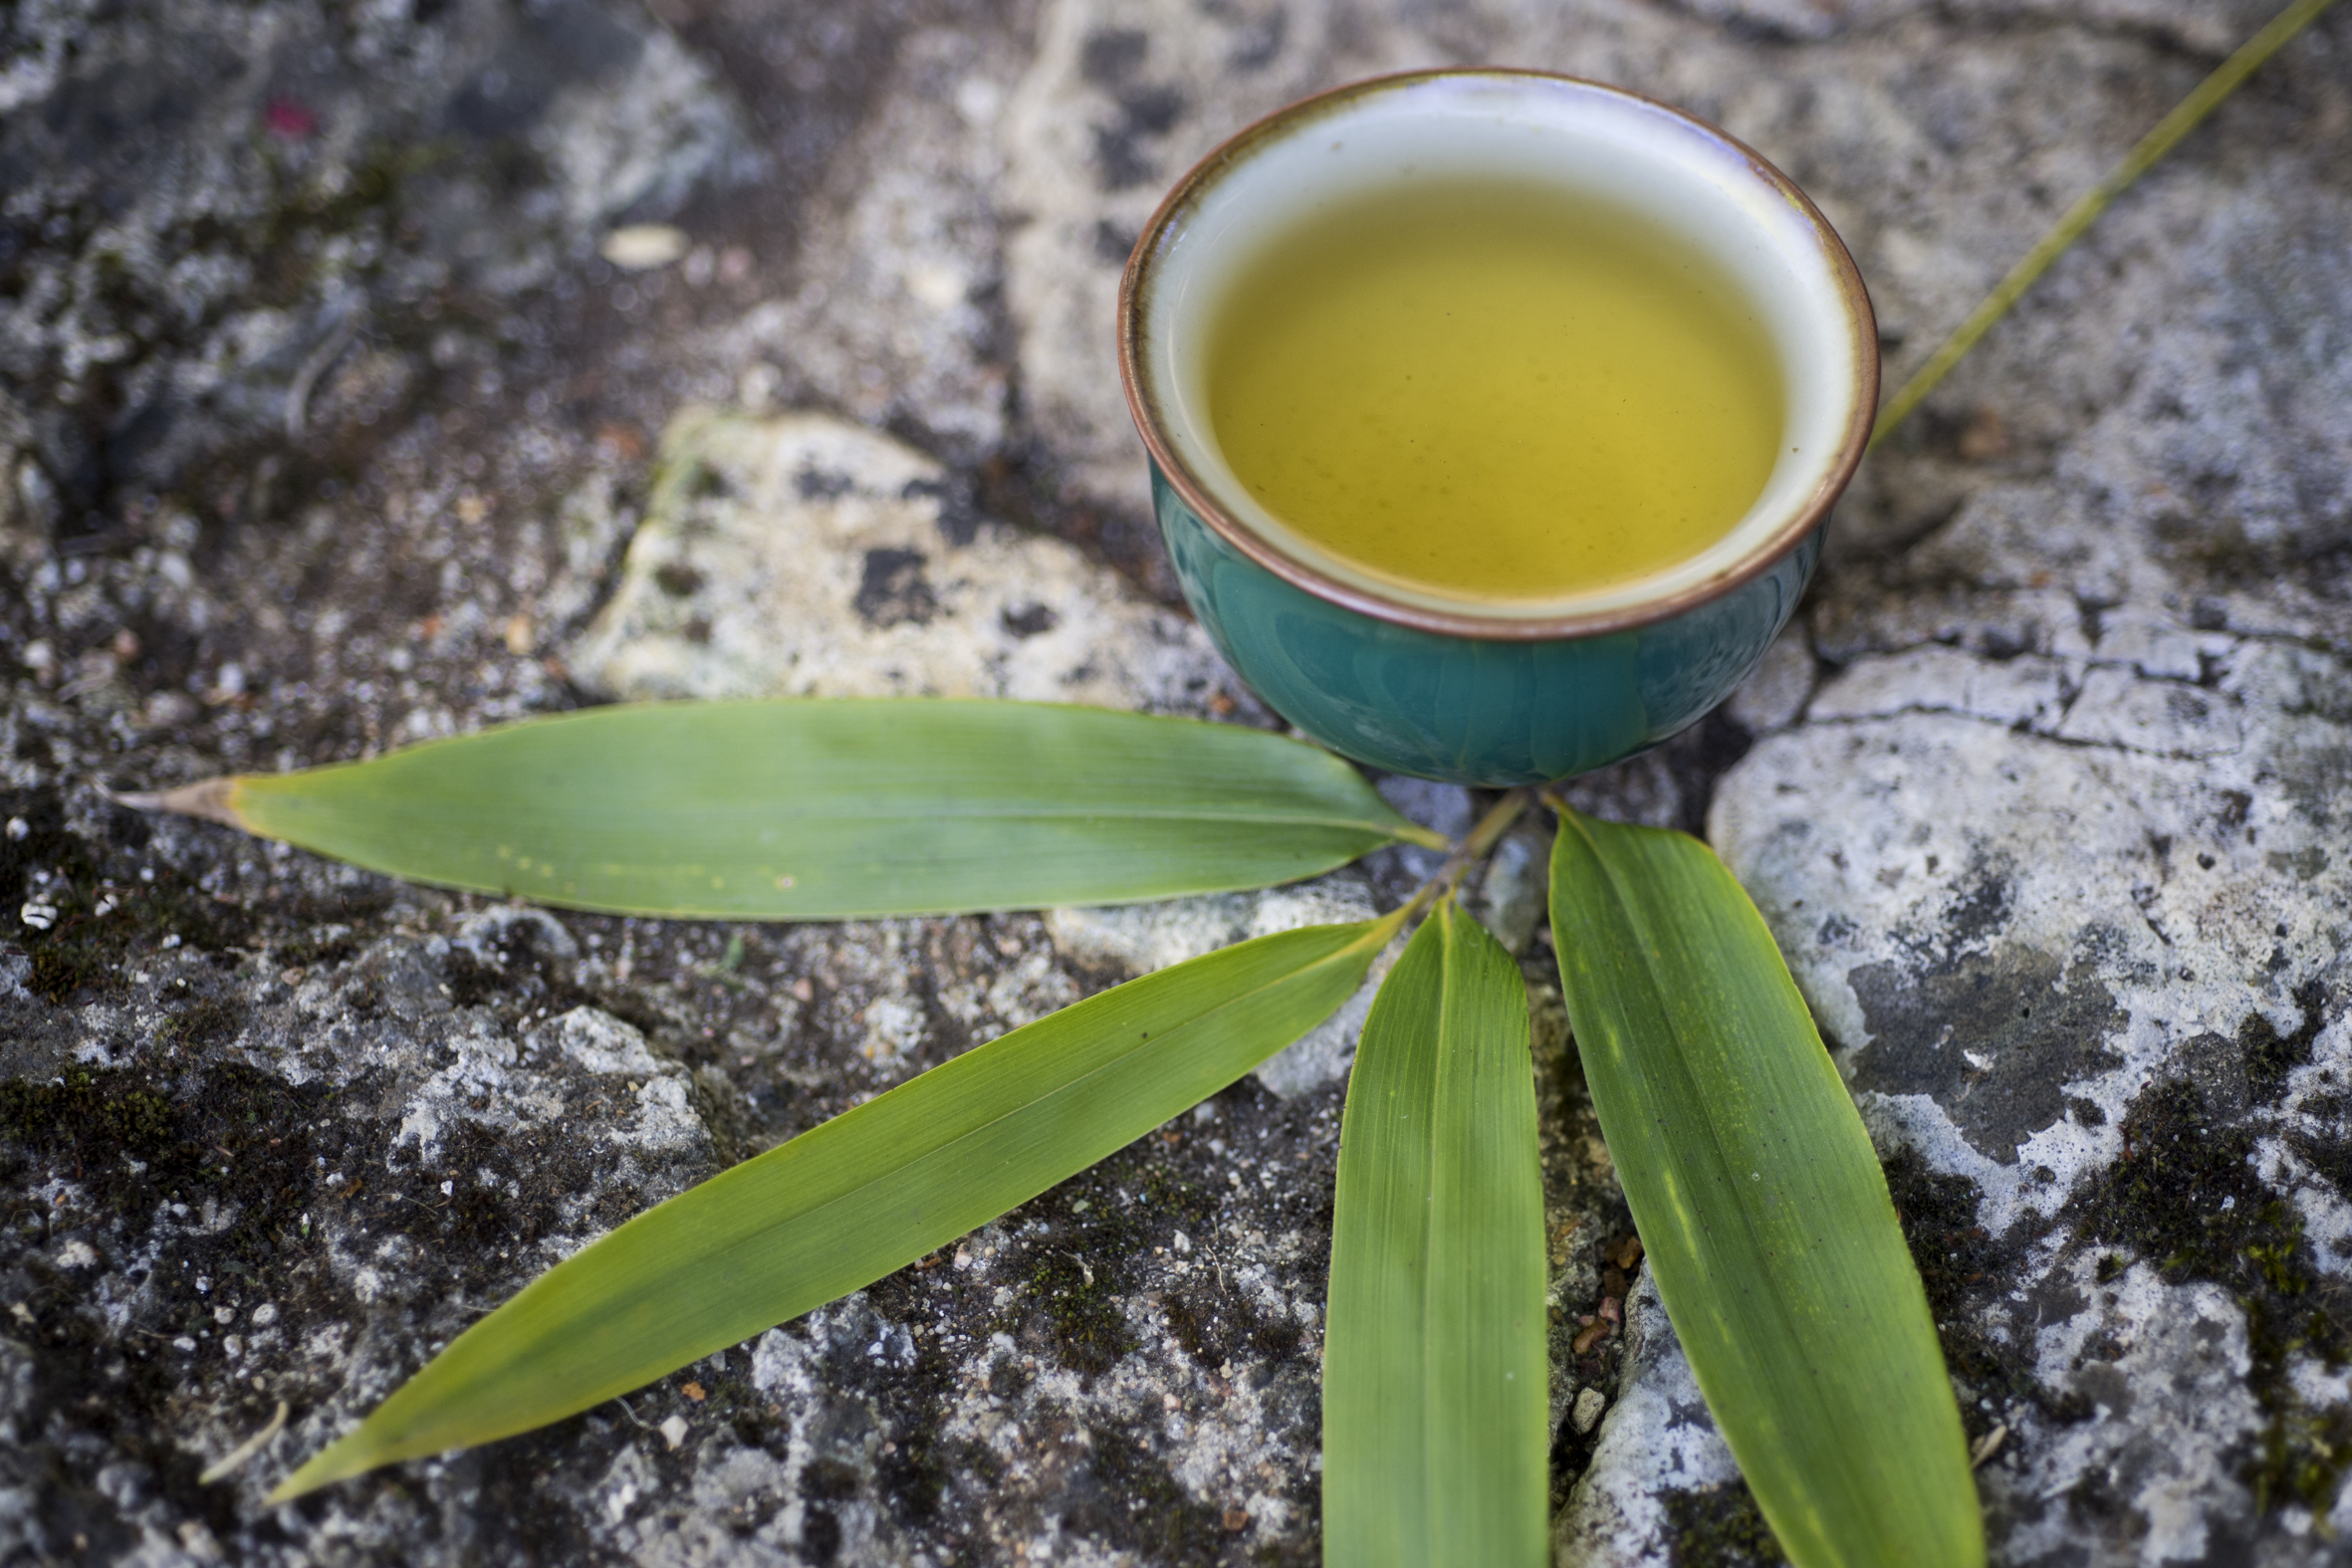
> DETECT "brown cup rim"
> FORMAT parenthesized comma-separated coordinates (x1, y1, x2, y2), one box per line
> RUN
(1116, 67, 1879, 644)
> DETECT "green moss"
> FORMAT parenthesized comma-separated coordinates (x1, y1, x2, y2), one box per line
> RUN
(240, 140, 448, 309)
(1662, 1481, 1786, 1567)
(1137, 1161, 1218, 1232)
(2250, 1403, 2352, 1519)
(274, 929, 361, 970)
(4, 792, 118, 1003)
(990, 1162, 1167, 1378)
(1884, 1147, 1999, 1316)
(28, 942, 111, 1004)
(155, 996, 245, 1048)
(1071, 1418, 1231, 1563)
(1880, 1147, 2051, 1431)
(1012, 1247, 1135, 1377)
(0, 1061, 330, 1213)
(2077, 1071, 2352, 1514)
(999, 1148, 1307, 1381)
(0, 1052, 352, 1492)
(1, 788, 260, 1005)
(0, 1069, 175, 1153)
(2242, 981, 2326, 1096)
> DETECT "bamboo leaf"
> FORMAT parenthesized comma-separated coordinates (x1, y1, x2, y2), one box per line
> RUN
(128, 701, 1442, 920)
(1324, 898, 1546, 1568)
(271, 913, 1403, 1499)
(1547, 808, 1982, 1568)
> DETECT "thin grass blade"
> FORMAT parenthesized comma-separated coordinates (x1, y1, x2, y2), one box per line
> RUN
(1547, 808, 1981, 1568)
(271, 912, 1403, 1499)
(128, 701, 1441, 919)
(1324, 898, 1546, 1568)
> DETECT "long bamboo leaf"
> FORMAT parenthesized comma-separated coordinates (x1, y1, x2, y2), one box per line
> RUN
(272, 912, 1403, 1498)
(1324, 898, 1546, 1568)
(1547, 808, 1981, 1567)
(128, 701, 1441, 919)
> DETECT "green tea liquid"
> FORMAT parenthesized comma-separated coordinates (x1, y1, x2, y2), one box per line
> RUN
(1207, 181, 1784, 602)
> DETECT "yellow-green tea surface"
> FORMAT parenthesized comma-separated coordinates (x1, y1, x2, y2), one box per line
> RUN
(1207, 182, 1784, 603)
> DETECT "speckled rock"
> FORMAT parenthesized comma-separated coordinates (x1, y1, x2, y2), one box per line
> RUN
(1554, 1272, 1742, 1565)
(5, 0, 2350, 1562)
(567, 406, 1242, 714)
(714, 25, 1026, 463)
(1694, 29, 2352, 1547)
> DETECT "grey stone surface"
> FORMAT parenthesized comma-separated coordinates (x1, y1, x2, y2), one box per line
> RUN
(1691, 15, 2352, 1547)
(567, 406, 1240, 712)
(1555, 1272, 1741, 1566)
(3, 0, 2349, 1563)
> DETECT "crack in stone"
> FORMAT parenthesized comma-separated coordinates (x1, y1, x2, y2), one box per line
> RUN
(1793, 707, 2247, 763)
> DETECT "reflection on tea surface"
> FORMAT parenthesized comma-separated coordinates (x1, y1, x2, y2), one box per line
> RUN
(1208, 180, 1784, 604)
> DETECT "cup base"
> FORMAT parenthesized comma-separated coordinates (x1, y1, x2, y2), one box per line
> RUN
(1156, 463, 1821, 786)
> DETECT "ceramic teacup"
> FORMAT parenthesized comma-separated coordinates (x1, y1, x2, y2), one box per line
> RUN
(1118, 69, 1876, 785)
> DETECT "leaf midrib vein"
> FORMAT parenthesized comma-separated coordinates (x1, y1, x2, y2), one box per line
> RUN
(1419, 907, 1457, 1567)
(301, 796, 1414, 835)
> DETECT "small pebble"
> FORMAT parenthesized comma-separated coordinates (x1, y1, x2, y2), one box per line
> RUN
(601, 224, 689, 271)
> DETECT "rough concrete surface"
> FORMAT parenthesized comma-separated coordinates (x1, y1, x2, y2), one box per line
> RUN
(2, 0, 2347, 1563)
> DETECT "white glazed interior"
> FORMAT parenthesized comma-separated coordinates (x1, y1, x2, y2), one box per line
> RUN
(1137, 74, 1867, 623)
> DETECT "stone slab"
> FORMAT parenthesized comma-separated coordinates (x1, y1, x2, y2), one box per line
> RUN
(2, 0, 2348, 1562)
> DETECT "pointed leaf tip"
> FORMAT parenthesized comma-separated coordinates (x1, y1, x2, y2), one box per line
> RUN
(266, 1441, 365, 1503)
(113, 777, 243, 828)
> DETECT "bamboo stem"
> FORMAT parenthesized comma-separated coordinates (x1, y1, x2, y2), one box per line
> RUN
(1400, 788, 1532, 922)
(1869, 0, 2342, 449)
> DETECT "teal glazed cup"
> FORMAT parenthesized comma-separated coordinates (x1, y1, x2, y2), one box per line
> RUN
(1117, 70, 1877, 785)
